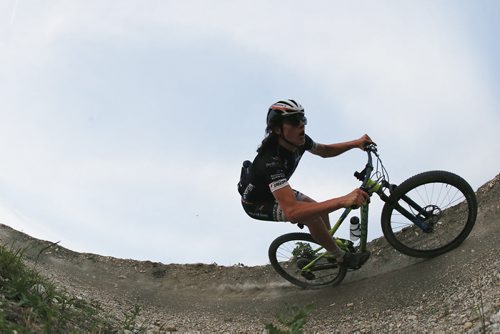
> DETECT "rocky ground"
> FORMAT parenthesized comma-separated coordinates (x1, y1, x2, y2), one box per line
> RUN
(0, 174, 499, 333)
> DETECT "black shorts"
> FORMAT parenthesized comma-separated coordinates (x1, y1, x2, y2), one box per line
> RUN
(241, 190, 307, 222)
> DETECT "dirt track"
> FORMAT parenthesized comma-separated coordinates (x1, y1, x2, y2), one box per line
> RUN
(1, 175, 499, 333)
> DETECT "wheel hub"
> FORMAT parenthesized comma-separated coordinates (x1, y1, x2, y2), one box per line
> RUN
(417, 205, 443, 232)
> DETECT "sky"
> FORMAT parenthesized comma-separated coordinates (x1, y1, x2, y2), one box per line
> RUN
(0, 0, 498, 266)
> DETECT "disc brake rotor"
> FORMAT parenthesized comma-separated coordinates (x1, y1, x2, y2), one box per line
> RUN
(417, 205, 443, 232)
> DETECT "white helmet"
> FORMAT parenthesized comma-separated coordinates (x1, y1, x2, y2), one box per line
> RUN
(266, 99, 305, 126)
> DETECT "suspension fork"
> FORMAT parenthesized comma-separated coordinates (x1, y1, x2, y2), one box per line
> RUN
(378, 186, 432, 233)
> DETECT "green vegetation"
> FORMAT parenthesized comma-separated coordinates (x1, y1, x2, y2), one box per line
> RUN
(475, 289, 486, 334)
(265, 304, 315, 334)
(0, 244, 145, 333)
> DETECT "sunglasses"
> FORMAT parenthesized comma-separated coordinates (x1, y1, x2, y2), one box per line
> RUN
(283, 114, 307, 126)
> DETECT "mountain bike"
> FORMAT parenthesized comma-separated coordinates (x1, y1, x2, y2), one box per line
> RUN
(268, 144, 477, 288)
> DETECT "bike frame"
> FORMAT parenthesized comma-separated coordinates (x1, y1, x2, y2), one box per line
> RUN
(299, 148, 382, 271)
(270, 144, 477, 289)
(332, 146, 436, 250)
(300, 146, 434, 271)
(328, 146, 385, 253)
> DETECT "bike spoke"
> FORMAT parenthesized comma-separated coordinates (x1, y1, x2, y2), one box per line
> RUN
(270, 236, 346, 288)
(387, 181, 473, 253)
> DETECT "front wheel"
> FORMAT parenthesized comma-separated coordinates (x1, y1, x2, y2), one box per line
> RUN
(381, 171, 477, 258)
(268, 233, 347, 289)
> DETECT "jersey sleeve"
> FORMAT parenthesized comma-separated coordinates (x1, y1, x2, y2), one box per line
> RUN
(304, 135, 317, 152)
(266, 159, 289, 193)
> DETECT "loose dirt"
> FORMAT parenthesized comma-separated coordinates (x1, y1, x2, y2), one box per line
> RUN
(1, 174, 499, 333)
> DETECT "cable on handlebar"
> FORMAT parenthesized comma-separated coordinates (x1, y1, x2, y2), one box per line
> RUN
(355, 145, 391, 192)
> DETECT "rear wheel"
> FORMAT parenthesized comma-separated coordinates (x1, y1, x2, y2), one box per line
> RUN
(268, 233, 347, 289)
(381, 171, 477, 258)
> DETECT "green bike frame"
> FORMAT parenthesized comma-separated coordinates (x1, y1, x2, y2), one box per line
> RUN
(298, 178, 383, 273)
(328, 178, 382, 252)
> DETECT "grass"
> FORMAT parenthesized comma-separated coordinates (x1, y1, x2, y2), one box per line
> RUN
(0, 243, 146, 333)
(1, 242, 319, 333)
(265, 304, 315, 334)
(475, 289, 487, 334)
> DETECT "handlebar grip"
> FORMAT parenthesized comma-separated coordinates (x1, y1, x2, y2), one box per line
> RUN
(351, 188, 370, 209)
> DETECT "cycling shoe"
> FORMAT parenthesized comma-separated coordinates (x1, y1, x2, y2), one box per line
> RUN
(340, 251, 371, 269)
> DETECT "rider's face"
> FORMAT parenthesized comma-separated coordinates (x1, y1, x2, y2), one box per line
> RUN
(281, 119, 306, 147)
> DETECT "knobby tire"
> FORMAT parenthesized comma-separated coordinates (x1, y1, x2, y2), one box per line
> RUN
(268, 232, 347, 289)
(381, 171, 477, 258)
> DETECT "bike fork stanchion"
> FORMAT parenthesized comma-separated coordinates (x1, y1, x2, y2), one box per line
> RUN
(392, 201, 431, 232)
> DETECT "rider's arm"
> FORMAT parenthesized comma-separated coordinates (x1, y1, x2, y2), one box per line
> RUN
(272, 184, 368, 222)
(310, 134, 374, 158)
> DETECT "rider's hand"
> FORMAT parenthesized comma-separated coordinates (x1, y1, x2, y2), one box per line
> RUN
(343, 188, 370, 208)
(356, 134, 375, 150)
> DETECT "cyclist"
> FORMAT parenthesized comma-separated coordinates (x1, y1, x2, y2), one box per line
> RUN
(240, 99, 373, 268)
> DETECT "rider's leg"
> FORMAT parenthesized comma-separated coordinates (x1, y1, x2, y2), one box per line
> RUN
(292, 191, 342, 256)
(241, 197, 369, 268)
(294, 192, 370, 267)
(300, 216, 344, 259)
(303, 217, 370, 267)
(295, 193, 331, 229)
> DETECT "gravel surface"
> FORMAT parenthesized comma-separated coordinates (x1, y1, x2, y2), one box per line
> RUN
(1, 174, 499, 333)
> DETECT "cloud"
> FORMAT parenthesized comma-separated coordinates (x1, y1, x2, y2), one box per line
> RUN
(0, 1, 498, 265)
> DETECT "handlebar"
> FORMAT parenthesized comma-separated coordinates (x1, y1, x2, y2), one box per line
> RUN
(354, 144, 377, 185)
(348, 145, 379, 209)
(353, 144, 392, 198)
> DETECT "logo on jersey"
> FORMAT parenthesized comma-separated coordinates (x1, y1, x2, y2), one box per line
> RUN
(269, 179, 288, 192)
